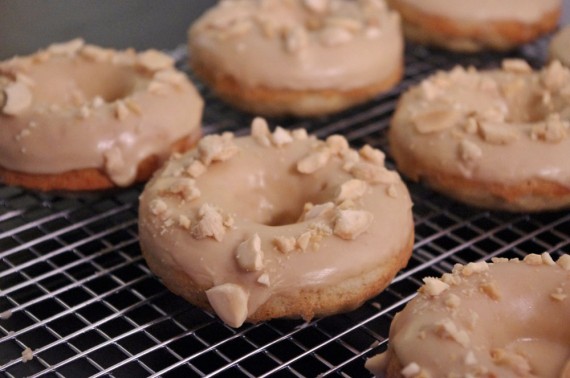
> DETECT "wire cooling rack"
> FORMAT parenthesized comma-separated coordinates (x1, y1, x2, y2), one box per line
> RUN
(1, 37, 569, 377)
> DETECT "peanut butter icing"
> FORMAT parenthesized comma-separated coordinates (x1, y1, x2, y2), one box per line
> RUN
(550, 25, 570, 68)
(188, 0, 402, 90)
(138, 119, 413, 327)
(389, 0, 561, 23)
(390, 59, 570, 191)
(0, 39, 203, 187)
(366, 254, 570, 378)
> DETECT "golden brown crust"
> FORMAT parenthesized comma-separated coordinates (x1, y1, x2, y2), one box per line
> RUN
(390, 135, 570, 212)
(387, 0, 561, 52)
(0, 129, 202, 192)
(142, 228, 414, 324)
(191, 58, 403, 117)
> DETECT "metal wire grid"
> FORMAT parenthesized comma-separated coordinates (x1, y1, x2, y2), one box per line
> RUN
(1, 39, 569, 378)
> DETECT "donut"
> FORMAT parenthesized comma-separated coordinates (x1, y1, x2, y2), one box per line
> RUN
(366, 253, 570, 378)
(549, 25, 570, 67)
(386, 0, 561, 52)
(188, 0, 403, 117)
(0, 39, 204, 191)
(138, 118, 414, 327)
(389, 59, 570, 212)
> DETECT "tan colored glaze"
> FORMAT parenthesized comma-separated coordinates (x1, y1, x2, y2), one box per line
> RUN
(390, 60, 570, 191)
(550, 26, 570, 67)
(366, 254, 570, 378)
(0, 39, 203, 187)
(389, 0, 560, 23)
(188, 0, 402, 91)
(139, 123, 413, 327)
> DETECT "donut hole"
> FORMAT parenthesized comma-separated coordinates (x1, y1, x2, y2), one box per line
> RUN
(30, 59, 140, 105)
(71, 63, 138, 103)
(226, 172, 335, 227)
(504, 89, 550, 123)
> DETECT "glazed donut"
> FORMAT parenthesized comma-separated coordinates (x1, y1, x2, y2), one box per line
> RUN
(386, 0, 561, 52)
(188, 0, 403, 117)
(366, 253, 570, 378)
(550, 25, 570, 67)
(389, 59, 570, 212)
(138, 118, 414, 327)
(0, 39, 203, 191)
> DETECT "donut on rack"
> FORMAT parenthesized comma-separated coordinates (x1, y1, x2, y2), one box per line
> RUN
(366, 253, 570, 378)
(188, 0, 403, 117)
(389, 59, 570, 212)
(138, 118, 414, 327)
(0, 39, 204, 191)
(386, 0, 562, 52)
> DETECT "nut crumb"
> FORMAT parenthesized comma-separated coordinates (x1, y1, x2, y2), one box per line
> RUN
(192, 203, 227, 241)
(149, 198, 168, 218)
(297, 147, 331, 174)
(523, 254, 542, 266)
(531, 114, 568, 143)
(114, 100, 129, 121)
(273, 235, 297, 254)
(296, 231, 313, 251)
(271, 126, 294, 147)
(154, 69, 187, 88)
(251, 117, 271, 146)
(333, 209, 373, 240)
(501, 59, 532, 73)
(302, 202, 335, 221)
(434, 318, 470, 347)
(479, 282, 501, 300)
(206, 283, 249, 328)
(257, 273, 270, 287)
(292, 128, 309, 140)
(541, 252, 556, 266)
(557, 255, 570, 270)
(386, 184, 398, 198)
(21, 347, 34, 362)
(2, 81, 32, 115)
(48, 38, 84, 55)
(420, 277, 449, 297)
(236, 233, 264, 272)
(400, 362, 421, 378)
(178, 215, 191, 229)
(458, 139, 483, 162)
(550, 287, 567, 302)
(167, 178, 200, 201)
(444, 293, 461, 309)
(81, 45, 112, 62)
(303, 0, 329, 13)
(198, 133, 239, 165)
(336, 179, 368, 203)
(478, 122, 518, 145)
(137, 50, 174, 71)
(359, 145, 385, 165)
(284, 25, 308, 54)
(186, 160, 207, 178)
(465, 351, 478, 365)
(320, 26, 353, 46)
(412, 109, 463, 134)
(461, 261, 489, 276)
(490, 348, 531, 376)
(326, 135, 349, 155)
(350, 163, 399, 184)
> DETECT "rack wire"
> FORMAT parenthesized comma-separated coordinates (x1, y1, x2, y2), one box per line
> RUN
(1, 37, 569, 377)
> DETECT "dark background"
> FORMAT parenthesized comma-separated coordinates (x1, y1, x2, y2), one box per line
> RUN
(1, 0, 569, 59)
(0, 1, 214, 59)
